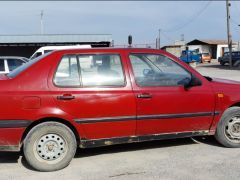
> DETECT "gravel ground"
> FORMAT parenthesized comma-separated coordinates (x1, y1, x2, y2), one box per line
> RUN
(0, 60, 240, 180)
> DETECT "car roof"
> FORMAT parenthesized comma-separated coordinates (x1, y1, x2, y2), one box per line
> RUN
(53, 47, 166, 54)
(0, 56, 28, 59)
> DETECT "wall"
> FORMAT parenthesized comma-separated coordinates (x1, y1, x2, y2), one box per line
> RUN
(187, 45, 211, 54)
(217, 44, 238, 59)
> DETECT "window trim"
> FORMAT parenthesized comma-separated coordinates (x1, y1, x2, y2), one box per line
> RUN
(129, 53, 201, 88)
(53, 53, 127, 88)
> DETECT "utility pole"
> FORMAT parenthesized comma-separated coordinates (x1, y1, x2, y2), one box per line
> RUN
(226, 0, 232, 67)
(158, 29, 161, 49)
(40, 10, 44, 34)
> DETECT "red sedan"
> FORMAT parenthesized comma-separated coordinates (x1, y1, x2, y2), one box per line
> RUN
(0, 48, 240, 171)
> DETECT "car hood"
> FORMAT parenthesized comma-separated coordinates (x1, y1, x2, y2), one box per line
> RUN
(210, 77, 240, 94)
(211, 78, 240, 85)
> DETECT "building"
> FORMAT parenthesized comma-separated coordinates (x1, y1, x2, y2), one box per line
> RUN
(186, 39, 238, 59)
(161, 40, 186, 57)
(0, 34, 112, 58)
(161, 45, 184, 57)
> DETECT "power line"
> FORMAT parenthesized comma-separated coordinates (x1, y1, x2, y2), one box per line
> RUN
(163, 1, 212, 33)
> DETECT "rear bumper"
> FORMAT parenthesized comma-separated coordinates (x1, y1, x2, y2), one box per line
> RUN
(0, 145, 20, 151)
(0, 127, 26, 151)
(0, 120, 32, 151)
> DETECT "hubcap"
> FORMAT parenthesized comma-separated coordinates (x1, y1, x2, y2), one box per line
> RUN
(225, 116, 240, 142)
(36, 134, 66, 161)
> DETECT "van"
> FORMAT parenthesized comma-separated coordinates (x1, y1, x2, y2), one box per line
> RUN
(30, 45, 91, 60)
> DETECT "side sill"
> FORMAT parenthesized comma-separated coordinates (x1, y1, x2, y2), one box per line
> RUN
(0, 145, 20, 152)
(80, 130, 210, 148)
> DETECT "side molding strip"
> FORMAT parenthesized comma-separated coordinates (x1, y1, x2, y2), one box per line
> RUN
(0, 120, 32, 128)
(75, 111, 219, 124)
(75, 116, 136, 124)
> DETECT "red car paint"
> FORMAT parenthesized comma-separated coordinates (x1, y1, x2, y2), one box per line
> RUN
(0, 48, 240, 150)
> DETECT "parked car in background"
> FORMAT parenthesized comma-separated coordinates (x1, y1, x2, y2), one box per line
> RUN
(180, 50, 202, 64)
(30, 45, 91, 60)
(218, 51, 240, 66)
(0, 56, 28, 74)
(1, 48, 240, 172)
(201, 52, 211, 63)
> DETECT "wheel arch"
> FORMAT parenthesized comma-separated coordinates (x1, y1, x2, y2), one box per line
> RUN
(230, 102, 240, 108)
(21, 117, 80, 149)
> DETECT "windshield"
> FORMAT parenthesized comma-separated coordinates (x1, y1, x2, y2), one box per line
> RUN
(7, 52, 51, 78)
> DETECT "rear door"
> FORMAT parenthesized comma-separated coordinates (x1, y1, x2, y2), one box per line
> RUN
(49, 53, 136, 139)
(128, 53, 215, 136)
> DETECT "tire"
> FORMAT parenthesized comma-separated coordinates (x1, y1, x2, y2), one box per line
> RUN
(220, 62, 225, 66)
(23, 121, 77, 171)
(233, 61, 240, 67)
(215, 107, 240, 148)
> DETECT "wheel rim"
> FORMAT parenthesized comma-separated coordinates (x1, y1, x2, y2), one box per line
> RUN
(225, 116, 240, 143)
(35, 133, 67, 162)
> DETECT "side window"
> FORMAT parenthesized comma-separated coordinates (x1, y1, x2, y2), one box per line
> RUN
(7, 59, 25, 71)
(0, 60, 5, 71)
(129, 54, 191, 87)
(78, 54, 125, 87)
(54, 55, 80, 86)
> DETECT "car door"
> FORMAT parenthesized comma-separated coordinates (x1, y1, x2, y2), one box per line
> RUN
(49, 53, 136, 139)
(128, 53, 215, 136)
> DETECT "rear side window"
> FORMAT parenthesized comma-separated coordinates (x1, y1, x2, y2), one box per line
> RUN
(7, 59, 25, 71)
(0, 60, 4, 71)
(54, 54, 125, 87)
(54, 55, 80, 86)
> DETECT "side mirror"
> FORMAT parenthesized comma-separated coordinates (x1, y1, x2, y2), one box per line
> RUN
(179, 74, 202, 90)
(190, 75, 202, 87)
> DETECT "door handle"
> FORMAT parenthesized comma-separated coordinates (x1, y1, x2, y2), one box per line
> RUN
(137, 93, 152, 99)
(57, 95, 75, 100)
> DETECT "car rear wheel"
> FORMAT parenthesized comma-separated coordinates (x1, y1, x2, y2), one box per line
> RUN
(215, 107, 240, 148)
(23, 121, 77, 171)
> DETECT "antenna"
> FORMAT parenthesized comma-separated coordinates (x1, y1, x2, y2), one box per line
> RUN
(40, 10, 44, 34)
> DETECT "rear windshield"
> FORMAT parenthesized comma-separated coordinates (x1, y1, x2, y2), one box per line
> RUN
(7, 52, 51, 78)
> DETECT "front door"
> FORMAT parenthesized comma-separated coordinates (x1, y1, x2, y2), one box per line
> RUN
(49, 53, 136, 139)
(128, 53, 215, 135)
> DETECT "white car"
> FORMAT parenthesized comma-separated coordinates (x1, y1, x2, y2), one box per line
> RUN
(30, 45, 91, 60)
(0, 56, 28, 74)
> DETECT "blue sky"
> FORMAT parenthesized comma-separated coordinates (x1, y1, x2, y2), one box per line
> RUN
(0, 1, 240, 47)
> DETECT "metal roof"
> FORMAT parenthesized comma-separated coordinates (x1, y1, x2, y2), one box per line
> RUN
(187, 39, 236, 45)
(0, 34, 112, 43)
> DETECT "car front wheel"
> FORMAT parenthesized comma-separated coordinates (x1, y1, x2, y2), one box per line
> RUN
(215, 107, 240, 148)
(23, 121, 77, 171)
